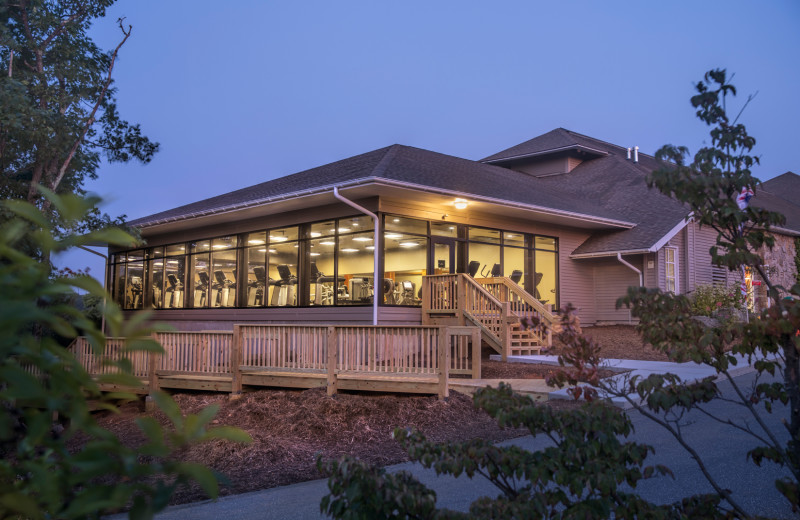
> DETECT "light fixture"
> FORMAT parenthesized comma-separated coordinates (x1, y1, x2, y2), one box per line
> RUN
(393, 218, 400, 223)
(454, 198, 469, 210)
(353, 237, 372, 242)
(399, 241, 419, 248)
(338, 227, 350, 233)
(385, 233, 402, 239)
(269, 249, 276, 253)
(258, 248, 267, 253)
(212, 244, 227, 249)
(310, 252, 320, 257)
(248, 239, 265, 245)
(341, 248, 358, 253)
(269, 235, 288, 242)
(365, 246, 375, 251)
(310, 231, 322, 238)
(320, 240, 335, 246)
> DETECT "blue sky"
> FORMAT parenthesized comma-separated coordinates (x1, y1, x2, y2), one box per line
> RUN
(60, 0, 800, 278)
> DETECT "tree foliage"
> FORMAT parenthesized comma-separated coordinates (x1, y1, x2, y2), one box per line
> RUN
(0, 191, 250, 520)
(0, 0, 158, 233)
(318, 70, 799, 519)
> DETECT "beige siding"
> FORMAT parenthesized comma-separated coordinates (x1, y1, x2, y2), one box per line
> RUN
(693, 223, 726, 287)
(592, 259, 639, 323)
(643, 253, 658, 287)
(665, 230, 687, 293)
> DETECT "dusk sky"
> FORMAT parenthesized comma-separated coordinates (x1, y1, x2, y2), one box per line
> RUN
(60, 0, 800, 279)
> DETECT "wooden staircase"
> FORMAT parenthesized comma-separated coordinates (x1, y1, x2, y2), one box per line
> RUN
(422, 274, 558, 359)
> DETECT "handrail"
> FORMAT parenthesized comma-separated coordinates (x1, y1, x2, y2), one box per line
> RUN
(475, 276, 557, 323)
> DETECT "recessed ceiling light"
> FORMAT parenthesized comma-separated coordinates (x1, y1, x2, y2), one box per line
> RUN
(310, 252, 320, 256)
(320, 240, 335, 246)
(365, 246, 375, 250)
(248, 239, 265, 245)
(269, 235, 288, 242)
(353, 237, 372, 242)
(268, 249, 276, 253)
(385, 233, 402, 239)
(341, 248, 359, 253)
(310, 232, 321, 238)
(212, 244, 227, 249)
(258, 248, 267, 253)
(399, 241, 419, 248)
(338, 227, 350, 233)
(393, 218, 400, 223)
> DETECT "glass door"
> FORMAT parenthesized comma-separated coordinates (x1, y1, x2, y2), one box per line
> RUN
(430, 237, 456, 275)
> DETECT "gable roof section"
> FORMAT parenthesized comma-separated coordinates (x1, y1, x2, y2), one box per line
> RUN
(481, 128, 620, 164)
(128, 144, 632, 229)
(753, 172, 800, 234)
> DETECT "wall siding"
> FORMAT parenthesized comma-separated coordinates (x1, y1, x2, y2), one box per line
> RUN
(592, 258, 639, 323)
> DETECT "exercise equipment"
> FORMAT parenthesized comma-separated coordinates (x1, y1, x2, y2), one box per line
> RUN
(271, 264, 297, 306)
(213, 270, 236, 307)
(194, 271, 209, 307)
(510, 270, 523, 284)
(166, 273, 184, 308)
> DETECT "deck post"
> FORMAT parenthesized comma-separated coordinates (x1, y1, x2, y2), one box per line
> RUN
(421, 278, 430, 325)
(457, 274, 467, 326)
(501, 302, 511, 362)
(230, 325, 242, 399)
(438, 327, 449, 400)
(327, 326, 338, 396)
(146, 333, 160, 412)
(471, 327, 481, 379)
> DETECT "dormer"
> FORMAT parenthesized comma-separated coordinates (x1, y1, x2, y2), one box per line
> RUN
(481, 128, 610, 178)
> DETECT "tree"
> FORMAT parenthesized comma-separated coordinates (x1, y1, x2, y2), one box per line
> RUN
(317, 70, 800, 518)
(0, 190, 250, 519)
(0, 0, 158, 233)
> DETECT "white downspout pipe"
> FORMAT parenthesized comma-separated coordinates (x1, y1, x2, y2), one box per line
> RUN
(617, 253, 643, 324)
(616, 252, 643, 287)
(333, 187, 379, 325)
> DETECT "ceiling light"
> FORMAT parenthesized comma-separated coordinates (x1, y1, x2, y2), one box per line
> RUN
(454, 198, 469, 210)
(338, 227, 350, 233)
(341, 248, 359, 253)
(393, 218, 400, 223)
(258, 248, 267, 253)
(212, 244, 227, 249)
(310, 232, 321, 238)
(310, 252, 320, 257)
(269, 249, 276, 253)
(248, 239, 265, 245)
(448, 226, 455, 230)
(365, 246, 375, 250)
(353, 237, 372, 242)
(385, 233, 402, 239)
(399, 241, 419, 248)
(320, 240, 335, 246)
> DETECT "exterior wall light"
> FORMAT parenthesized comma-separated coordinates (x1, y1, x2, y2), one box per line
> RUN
(454, 198, 469, 210)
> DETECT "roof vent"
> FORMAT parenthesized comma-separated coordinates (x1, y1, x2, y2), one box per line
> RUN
(626, 147, 631, 160)
(634, 146, 639, 163)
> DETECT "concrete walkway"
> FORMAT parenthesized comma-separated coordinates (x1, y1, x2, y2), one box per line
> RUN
(490, 353, 758, 407)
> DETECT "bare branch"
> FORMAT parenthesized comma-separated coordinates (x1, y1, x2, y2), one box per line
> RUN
(47, 19, 131, 195)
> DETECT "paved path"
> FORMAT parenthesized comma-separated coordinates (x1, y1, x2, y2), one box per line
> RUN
(108, 359, 792, 519)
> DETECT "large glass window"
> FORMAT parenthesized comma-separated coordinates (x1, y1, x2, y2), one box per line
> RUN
(245, 232, 267, 307)
(268, 227, 298, 306)
(468, 227, 501, 278)
(211, 237, 237, 307)
(148, 247, 165, 309)
(338, 231, 375, 304)
(384, 216, 427, 305)
(164, 246, 186, 308)
(534, 250, 557, 305)
(191, 252, 211, 308)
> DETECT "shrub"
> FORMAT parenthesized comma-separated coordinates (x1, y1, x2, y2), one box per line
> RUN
(689, 283, 745, 317)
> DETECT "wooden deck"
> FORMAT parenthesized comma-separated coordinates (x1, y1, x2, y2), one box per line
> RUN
(74, 325, 481, 400)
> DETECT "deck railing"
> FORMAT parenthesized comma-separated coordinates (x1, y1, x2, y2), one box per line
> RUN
(71, 324, 481, 398)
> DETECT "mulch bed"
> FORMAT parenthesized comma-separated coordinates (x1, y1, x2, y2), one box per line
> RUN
(96, 386, 540, 505)
(554, 325, 670, 362)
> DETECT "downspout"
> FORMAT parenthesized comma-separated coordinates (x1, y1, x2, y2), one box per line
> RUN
(77, 245, 108, 335)
(333, 187, 379, 326)
(617, 253, 643, 325)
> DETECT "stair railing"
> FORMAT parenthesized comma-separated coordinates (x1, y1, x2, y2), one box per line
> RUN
(474, 277, 557, 348)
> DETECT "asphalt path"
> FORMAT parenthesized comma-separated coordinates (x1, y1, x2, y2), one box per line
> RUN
(112, 371, 795, 519)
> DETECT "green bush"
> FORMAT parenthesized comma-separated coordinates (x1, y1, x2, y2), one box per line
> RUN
(689, 284, 745, 317)
(0, 191, 250, 519)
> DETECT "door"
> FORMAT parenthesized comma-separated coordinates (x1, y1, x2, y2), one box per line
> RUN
(431, 237, 456, 275)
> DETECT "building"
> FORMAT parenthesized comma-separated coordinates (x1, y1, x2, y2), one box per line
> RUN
(108, 128, 800, 332)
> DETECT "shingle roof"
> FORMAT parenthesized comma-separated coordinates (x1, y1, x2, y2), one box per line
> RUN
(754, 172, 800, 232)
(128, 144, 628, 228)
(481, 128, 619, 163)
